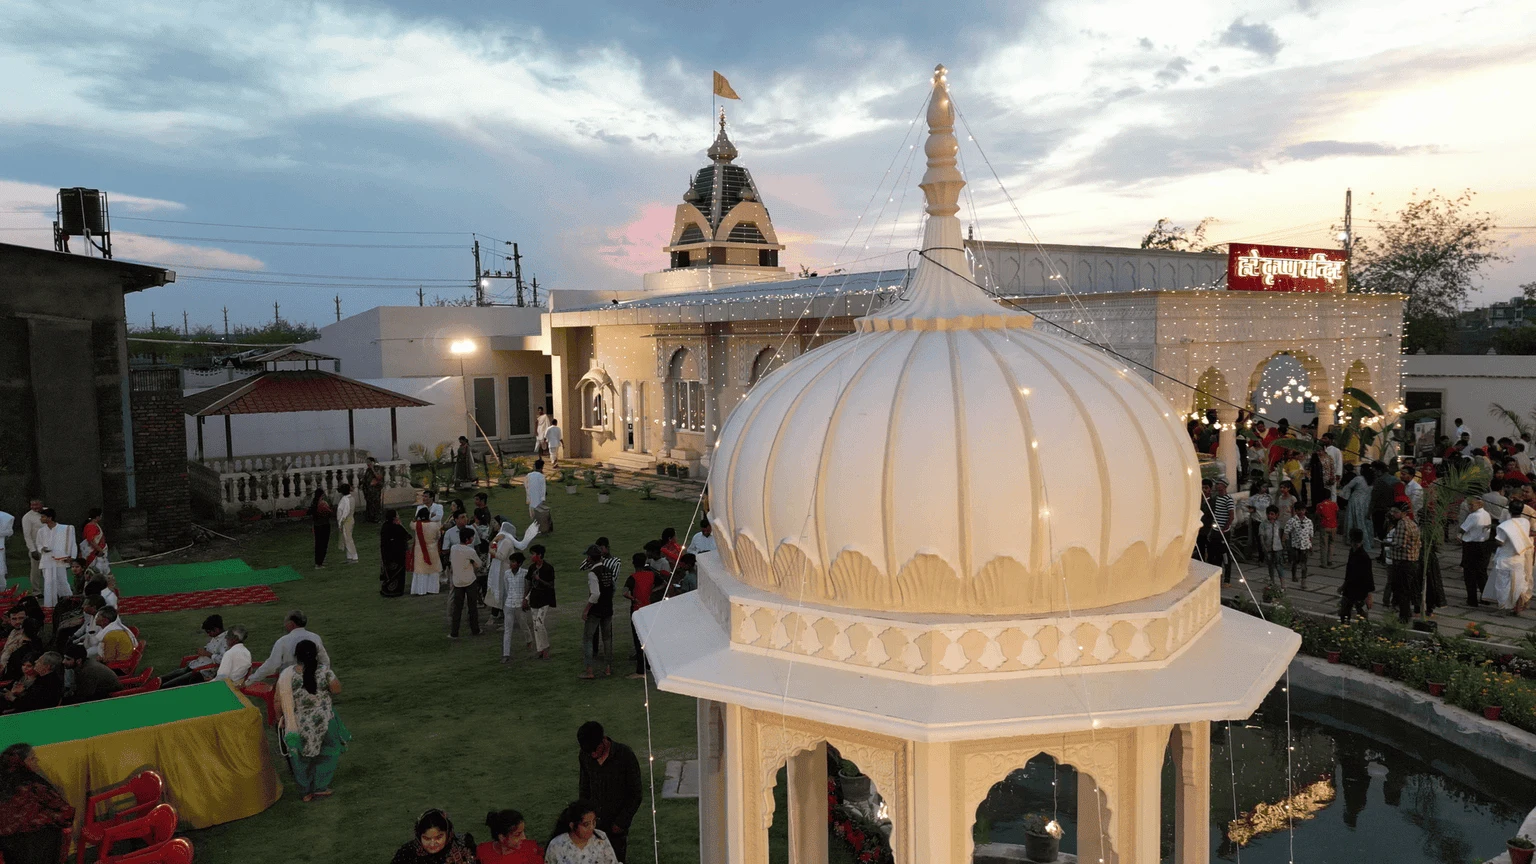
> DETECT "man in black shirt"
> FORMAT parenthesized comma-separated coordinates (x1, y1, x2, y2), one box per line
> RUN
(577, 721, 642, 862)
(579, 545, 617, 679)
(525, 544, 556, 660)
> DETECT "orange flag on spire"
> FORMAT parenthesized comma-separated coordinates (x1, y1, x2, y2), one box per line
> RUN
(712, 71, 740, 100)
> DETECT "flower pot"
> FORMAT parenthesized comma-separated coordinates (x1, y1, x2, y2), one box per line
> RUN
(655, 465, 667, 476)
(1024, 830, 1060, 864)
(677, 466, 690, 479)
(1326, 650, 1341, 664)
(1371, 662, 1386, 675)
(597, 493, 610, 504)
(666, 465, 678, 477)
(1509, 842, 1535, 864)
(837, 773, 872, 802)
(565, 486, 578, 495)
(287, 509, 308, 518)
(1427, 682, 1445, 697)
(1484, 705, 1503, 721)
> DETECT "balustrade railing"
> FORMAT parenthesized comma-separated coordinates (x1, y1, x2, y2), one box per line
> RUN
(189, 454, 415, 515)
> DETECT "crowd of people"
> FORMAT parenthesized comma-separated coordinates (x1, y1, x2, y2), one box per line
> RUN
(1192, 412, 1536, 623)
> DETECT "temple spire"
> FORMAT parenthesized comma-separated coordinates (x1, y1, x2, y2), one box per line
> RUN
(859, 64, 1031, 332)
(707, 107, 738, 164)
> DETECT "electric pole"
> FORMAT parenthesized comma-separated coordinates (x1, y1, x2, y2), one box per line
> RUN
(1343, 188, 1353, 264)
(182, 310, 188, 335)
(273, 301, 280, 325)
(511, 242, 524, 307)
(472, 239, 483, 306)
(531, 276, 539, 307)
(335, 295, 342, 322)
(222, 307, 229, 339)
(150, 311, 156, 330)
(417, 286, 425, 307)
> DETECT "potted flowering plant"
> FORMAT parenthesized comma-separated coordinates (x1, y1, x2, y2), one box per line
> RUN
(1021, 813, 1063, 863)
(560, 468, 579, 494)
(1509, 834, 1534, 864)
(597, 483, 614, 504)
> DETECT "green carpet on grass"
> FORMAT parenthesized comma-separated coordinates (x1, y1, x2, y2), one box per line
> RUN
(0, 681, 244, 748)
(116, 565, 304, 597)
(119, 559, 254, 581)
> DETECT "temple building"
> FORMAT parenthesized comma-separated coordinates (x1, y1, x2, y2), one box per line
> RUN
(542, 79, 1403, 486)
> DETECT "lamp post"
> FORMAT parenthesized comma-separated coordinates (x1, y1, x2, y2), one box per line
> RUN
(451, 339, 477, 442)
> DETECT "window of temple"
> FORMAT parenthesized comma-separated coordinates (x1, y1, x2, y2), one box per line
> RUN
(581, 382, 608, 431)
(669, 348, 705, 433)
(728, 221, 767, 244)
(678, 223, 706, 245)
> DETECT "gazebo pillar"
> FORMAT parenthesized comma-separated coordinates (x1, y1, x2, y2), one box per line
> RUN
(348, 409, 356, 455)
(786, 743, 828, 864)
(224, 415, 233, 459)
(195, 416, 205, 463)
(390, 407, 399, 460)
(910, 741, 954, 863)
(1172, 722, 1211, 864)
(1216, 406, 1239, 489)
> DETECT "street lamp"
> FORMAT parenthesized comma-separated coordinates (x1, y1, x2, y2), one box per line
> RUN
(449, 338, 476, 378)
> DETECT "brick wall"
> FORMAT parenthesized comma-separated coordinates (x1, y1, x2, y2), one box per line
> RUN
(130, 367, 190, 549)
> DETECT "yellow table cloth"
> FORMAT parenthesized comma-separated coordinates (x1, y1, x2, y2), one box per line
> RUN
(0, 679, 280, 828)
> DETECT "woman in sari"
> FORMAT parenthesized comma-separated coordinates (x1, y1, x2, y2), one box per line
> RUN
(0, 743, 75, 864)
(410, 507, 442, 596)
(391, 809, 478, 864)
(278, 639, 349, 802)
(1487, 505, 1534, 614)
(1342, 464, 1375, 557)
(379, 509, 409, 597)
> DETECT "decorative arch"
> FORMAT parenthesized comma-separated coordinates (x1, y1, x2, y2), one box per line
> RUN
(667, 347, 706, 434)
(749, 345, 787, 386)
(1341, 359, 1373, 413)
(1244, 348, 1332, 415)
(1191, 366, 1231, 415)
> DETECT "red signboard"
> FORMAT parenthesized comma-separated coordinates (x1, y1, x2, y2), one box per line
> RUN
(1226, 244, 1347, 293)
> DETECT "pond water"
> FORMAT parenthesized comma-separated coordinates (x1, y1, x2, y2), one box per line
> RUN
(974, 683, 1536, 863)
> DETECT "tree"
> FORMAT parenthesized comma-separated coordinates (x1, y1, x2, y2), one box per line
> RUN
(1349, 189, 1506, 352)
(1139, 217, 1222, 252)
(1493, 326, 1536, 356)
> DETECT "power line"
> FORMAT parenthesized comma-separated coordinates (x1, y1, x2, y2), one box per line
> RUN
(167, 264, 461, 281)
(116, 232, 463, 249)
(110, 215, 468, 235)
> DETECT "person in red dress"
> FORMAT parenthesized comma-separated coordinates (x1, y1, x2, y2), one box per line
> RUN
(0, 743, 75, 864)
(477, 809, 543, 864)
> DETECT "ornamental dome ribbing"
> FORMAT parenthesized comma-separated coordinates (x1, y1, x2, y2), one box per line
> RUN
(708, 66, 1202, 616)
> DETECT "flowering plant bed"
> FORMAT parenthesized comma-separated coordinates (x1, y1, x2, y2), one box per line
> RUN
(1228, 596, 1536, 733)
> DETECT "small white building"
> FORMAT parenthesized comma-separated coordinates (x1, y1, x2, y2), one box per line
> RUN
(1401, 352, 1536, 443)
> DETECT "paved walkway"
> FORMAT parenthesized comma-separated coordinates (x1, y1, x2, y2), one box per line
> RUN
(1218, 540, 1533, 646)
(505, 458, 708, 505)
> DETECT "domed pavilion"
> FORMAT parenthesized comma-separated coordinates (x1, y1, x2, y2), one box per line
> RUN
(636, 65, 1299, 864)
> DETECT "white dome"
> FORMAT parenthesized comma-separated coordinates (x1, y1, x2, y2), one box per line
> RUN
(709, 67, 1202, 616)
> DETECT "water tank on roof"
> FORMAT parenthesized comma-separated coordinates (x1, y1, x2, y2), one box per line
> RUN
(58, 187, 108, 235)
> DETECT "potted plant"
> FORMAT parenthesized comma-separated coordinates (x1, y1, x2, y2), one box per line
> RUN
(655, 462, 667, 476)
(583, 468, 598, 488)
(1466, 621, 1489, 639)
(597, 483, 613, 504)
(665, 462, 679, 478)
(1326, 648, 1342, 664)
(639, 481, 656, 500)
(837, 759, 871, 801)
(1020, 813, 1063, 863)
(560, 468, 579, 494)
(1485, 704, 1504, 721)
(677, 464, 690, 479)
(1509, 834, 1535, 864)
(237, 504, 263, 523)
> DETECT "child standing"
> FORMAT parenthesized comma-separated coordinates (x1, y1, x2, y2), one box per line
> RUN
(1341, 528, 1375, 621)
(1285, 500, 1314, 589)
(1258, 505, 1286, 585)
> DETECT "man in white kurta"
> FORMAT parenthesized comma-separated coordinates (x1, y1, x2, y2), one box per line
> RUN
(38, 509, 75, 609)
(21, 499, 44, 594)
(336, 486, 358, 564)
(534, 407, 552, 456)
(1487, 506, 1534, 612)
(543, 420, 563, 467)
(525, 460, 552, 534)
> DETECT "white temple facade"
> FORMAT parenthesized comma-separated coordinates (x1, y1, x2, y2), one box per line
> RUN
(635, 65, 1301, 864)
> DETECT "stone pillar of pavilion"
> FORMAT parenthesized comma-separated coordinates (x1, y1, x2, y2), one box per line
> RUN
(638, 64, 1298, 864)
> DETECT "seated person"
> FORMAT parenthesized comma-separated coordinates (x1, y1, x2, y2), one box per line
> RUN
(159, 615, 231, 688)
(82, 574, 118, 610)
(87, 607, 137, 666)
(3, 650, 64, 713)
(1, 618, 43, 683)
(214, 626, 253, 687)
(669, 553, 699, 596)
(47, 595, 86, 653)
(247, 611, 329, 682)
(1, 604, 36, 672)
(62, 643, 121, 703)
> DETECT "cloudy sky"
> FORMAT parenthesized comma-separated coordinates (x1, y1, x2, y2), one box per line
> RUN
(1, 0, 1533, 329)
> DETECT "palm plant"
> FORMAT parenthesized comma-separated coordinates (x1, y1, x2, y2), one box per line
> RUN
(1419, 461, 1490, 586)
(408, 442, 453, 491)
(1488, 402, 1534, 439)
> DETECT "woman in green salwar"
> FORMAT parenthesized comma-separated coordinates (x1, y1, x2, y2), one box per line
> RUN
(278, 639, 351, 802)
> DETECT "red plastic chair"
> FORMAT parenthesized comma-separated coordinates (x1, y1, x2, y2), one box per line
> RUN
(240, 682, 278, 726)
(177, 655, 198, 669)
(108, 640, 147, 676)
(77, 772, 164, 864)
(111, 678, 161, 698)
(117, 667, 154, 688)
(112, 838, 192, 864)
(95, 803, 177, 864)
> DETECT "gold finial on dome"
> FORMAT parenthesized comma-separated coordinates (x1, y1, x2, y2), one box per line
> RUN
(707, 107, 738, 163)
(858, 64, 1031, 332)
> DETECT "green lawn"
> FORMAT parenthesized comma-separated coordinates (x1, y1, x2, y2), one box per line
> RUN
(33, 485, 706, 863)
